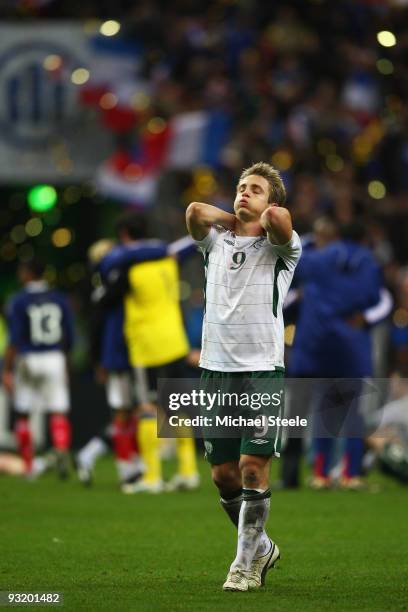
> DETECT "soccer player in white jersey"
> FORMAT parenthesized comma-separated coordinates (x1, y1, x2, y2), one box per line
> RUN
(186, 162, 302, 592)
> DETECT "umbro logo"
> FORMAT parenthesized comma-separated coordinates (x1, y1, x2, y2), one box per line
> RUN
(250, 439, 269, 445)
(224, 239, 234, 246)
(252, 238, 266, 249)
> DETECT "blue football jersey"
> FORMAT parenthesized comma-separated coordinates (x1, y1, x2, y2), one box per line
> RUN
(99, 241, 167, 282)
(7, 281, 74, 354)
(99, 237, 195, 280)
(100, 306, 130, 371)
(289, 240, 381, 377)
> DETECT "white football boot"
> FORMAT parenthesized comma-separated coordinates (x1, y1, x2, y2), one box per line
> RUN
(247, 540, 280, 588)
(121, 479, 164, 494)
(222, 569, 249, 592)
(164, 473, 200, 492)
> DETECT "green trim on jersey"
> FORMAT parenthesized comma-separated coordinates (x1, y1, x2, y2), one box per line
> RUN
(203, 251, 209, 314)
(273, 256, 289, 317)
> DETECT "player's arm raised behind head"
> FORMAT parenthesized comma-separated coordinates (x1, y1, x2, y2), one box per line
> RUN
(260, 206, 293, 245)
(186, 202, 236, 241)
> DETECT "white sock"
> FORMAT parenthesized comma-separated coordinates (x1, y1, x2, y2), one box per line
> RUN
(221, 493, 271, 559)
(77, 437, 108, 469)
(230, 489, 271, 572)
(129, 455, 145, 475)
(116, 456, 144, 482)
(31, 457, 48, 476)
(254, 532, 272, 558)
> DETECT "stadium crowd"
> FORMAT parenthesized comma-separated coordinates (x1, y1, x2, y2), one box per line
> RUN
(67, 0, 408, 372)
(0, 0, 407, 488)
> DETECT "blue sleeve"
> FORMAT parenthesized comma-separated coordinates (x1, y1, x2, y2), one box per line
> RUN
(337, 257, 381, 315)
(184, 308, 204, 349)
(294, 248, 328, 283)
(391, 325, 408, 348)
(6, 297, 23, 347)
(359, 260, 381, 311)
(99, 241, 167, 279)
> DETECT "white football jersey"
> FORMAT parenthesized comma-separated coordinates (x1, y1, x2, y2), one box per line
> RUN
(196, 227, 302, 372)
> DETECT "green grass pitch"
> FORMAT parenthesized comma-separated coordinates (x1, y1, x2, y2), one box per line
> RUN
(1, 457, 407, 611)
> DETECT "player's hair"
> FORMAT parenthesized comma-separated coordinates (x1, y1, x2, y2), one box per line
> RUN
(19, 257, 45, 279)
(116, 211, 149, 240)
(88, 239, 115, 265)
(238, 162, 286, 205)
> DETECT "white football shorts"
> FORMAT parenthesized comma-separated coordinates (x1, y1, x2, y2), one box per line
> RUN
(14, 351, 70, 414)
(106, 371, 134, 410)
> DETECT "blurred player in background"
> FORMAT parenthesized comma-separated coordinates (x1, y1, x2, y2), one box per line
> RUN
(0, 450, 55, 477)
(283, 219, 384, 490)
(184, 289, 205, 374)
(98, 213, 199, 493)
(2, 259, 74, 478)
(390, 269, 408, 369)
(88, 213, 199, 493)
(367, 368, 408, 485)
(77, 238, 166, 489)
(186, 162, 301, 591)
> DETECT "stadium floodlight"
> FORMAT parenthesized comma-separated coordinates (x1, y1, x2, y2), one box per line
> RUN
(100, 20, 121, 36)
(27, 185, 58, 213)
(377, 31, 397, 47)
(71, 68, 90, 85)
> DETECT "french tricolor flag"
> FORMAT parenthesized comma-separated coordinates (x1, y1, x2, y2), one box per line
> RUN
(78, 33, 231, 206)
(95, 110, 231, 206)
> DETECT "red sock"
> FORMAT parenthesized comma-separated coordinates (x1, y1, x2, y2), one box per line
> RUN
(49, 415, 72, 451)
(15, 418, 33, 473)
(112, 417, 133, 461)
(314, 452, 326, 478)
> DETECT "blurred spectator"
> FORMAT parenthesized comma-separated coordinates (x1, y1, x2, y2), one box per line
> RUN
(390, 268, 408, 369)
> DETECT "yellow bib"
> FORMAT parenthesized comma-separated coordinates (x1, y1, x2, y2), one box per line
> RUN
(124, 257, 189, 367)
